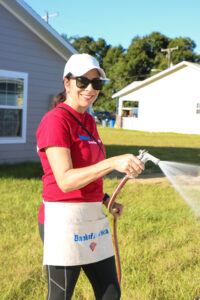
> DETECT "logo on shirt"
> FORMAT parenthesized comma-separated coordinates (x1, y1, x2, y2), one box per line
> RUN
(78, 135, 91, 141)
(89, 242, 97, 251)
(78, 135, 101, 145)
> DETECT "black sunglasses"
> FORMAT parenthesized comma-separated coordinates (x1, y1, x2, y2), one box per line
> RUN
(69, 76, 105, 90)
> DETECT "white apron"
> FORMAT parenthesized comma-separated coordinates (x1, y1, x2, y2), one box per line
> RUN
(43, 201, 114, 266)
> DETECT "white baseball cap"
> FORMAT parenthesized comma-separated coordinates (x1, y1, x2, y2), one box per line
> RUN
(63, 53, 109, 81)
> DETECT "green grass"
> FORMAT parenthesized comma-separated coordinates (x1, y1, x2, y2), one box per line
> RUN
(98, 127, 200, 174)
(98, 127, 200, 167)
(1, 128, 200, 299)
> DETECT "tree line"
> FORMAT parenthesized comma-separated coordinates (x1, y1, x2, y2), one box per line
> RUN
(62, 32, 200, 112)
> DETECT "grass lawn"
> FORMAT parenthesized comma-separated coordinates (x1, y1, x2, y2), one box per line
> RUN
(98, 127, 200, 164)
(0, 128, 200, 299)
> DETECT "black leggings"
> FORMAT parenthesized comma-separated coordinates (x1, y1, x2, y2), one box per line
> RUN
(39, 222, 121, 300)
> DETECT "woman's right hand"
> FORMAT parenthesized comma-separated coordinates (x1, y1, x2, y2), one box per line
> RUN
(45, 147, 145, 193)
(112, 154, 145, 178)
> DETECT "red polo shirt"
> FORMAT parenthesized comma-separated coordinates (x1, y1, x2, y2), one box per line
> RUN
(36, 103, 105, 224)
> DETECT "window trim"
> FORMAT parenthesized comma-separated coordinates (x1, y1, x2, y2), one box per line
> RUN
(196, 103, 200, 115)
(0, 70, 28, 144)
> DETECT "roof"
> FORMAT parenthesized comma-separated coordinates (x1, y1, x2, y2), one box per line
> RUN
(112, 81, 141, 98)
(112, 61, 200, 98)
(0, 0, 77, 61)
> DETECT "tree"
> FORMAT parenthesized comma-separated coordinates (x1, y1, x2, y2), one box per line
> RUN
(95, 46, 127, 112)
(144, 32, 169, 59)
(126, 33, 170, 79)
(167, 37, 200, 64)
(61, 32, 200, 112)
(126, 36, 152, 80)
(144, 32, 169, 70)
(63, 35, 110, 65)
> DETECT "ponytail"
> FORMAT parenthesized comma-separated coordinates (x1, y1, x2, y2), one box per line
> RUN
(52, 74, 71, 108)
(52, 89, 66, 108)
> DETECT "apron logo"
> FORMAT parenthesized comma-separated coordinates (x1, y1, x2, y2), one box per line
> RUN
(74, 229, 109, 242)
(89, 242, 97, 251)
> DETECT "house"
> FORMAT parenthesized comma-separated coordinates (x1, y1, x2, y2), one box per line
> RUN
(0, 0, 77, 164)
(112, 61, 200, 134)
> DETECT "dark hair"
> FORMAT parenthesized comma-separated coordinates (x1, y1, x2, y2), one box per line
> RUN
(52, 88, 66, 108)
(52, 74, 72, 108)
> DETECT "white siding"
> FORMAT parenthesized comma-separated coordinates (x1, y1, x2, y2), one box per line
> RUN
(120, 66, 200, 134)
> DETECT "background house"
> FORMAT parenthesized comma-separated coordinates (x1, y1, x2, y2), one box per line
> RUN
(112, 61, 200, 135)
(0, 0, 77, 164)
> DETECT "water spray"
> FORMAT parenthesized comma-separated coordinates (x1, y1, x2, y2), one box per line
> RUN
(137, 150, 200, 218)
(108, 149, 200, 286)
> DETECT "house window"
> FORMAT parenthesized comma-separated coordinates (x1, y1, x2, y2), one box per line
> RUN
(122, 100, 139, 118)
(0, 70, 28, 144)
(196, 103, 200, 114)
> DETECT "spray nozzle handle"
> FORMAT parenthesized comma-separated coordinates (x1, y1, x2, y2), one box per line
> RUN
(137, 149, 160, 165)
(137, 149, 147, 161)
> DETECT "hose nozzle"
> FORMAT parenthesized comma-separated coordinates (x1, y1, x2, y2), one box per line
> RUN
(137, 149, 160, 165)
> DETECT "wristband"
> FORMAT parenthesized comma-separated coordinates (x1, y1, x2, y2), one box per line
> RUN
(103, 193, 110, 203)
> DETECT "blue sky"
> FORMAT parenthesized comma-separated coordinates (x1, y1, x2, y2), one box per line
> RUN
(25, 0, 200, 54)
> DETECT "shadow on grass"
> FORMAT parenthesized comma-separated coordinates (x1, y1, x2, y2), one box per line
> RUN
(105, 145, 200, 164)
(0, 145, 199, 179)
(0, 162, 43, 179)
(104, 145, 200, 179)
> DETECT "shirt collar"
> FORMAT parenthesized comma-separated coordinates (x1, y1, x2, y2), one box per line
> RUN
(58, 103, 87, 122)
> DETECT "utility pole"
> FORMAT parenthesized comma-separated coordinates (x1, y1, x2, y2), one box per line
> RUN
(42, 11, 59, 24)
(161, 46, 179, 68)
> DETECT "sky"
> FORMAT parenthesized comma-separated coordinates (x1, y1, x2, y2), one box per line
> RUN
(25, 0, 200, 55)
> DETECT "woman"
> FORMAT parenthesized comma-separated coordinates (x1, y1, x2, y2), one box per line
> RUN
(36, 53, 144, 300)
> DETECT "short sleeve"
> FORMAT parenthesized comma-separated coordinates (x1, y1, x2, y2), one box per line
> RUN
(36, 112, 71, 152)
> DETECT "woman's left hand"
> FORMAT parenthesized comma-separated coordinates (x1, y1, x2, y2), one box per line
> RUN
(111, 202, 124, 219)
